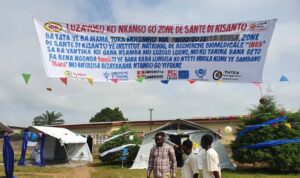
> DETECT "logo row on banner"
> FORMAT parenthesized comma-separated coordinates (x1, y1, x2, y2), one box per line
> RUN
(22, 72, 289, 87)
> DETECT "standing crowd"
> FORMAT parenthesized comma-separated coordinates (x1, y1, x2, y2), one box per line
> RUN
(147, 132, 221, 178)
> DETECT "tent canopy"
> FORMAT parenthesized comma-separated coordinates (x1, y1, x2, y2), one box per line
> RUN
(0, 122, 14, 134)
(30, 126, 86, 144)
(131, 119, 234, 170)
(146, 119, 222, 138)
(28, 126, 93, 163)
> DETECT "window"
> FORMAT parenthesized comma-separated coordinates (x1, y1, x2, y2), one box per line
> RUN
(96, 134, 105, 144)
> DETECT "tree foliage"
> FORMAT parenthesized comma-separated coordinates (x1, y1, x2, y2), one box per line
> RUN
(99, 125, 142, 166)
(90, 107, 127, 122)
(231, 96, 300, 172)
(33, 110, 64, 126)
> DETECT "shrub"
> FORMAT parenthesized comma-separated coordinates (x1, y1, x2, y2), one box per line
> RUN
(99, 125, 142, 166)
(231, 96, 300, 172)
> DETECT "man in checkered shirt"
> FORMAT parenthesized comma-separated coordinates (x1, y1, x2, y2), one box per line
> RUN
(147, 132, 177, 178)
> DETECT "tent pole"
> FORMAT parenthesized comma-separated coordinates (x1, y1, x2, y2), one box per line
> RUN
(75, 144, 81, 162)
(63, 144, 70, 162)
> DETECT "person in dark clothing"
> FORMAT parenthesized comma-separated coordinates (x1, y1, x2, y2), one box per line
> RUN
(87, 135, 93, 154)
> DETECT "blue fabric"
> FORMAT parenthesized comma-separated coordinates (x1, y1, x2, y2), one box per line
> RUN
(280, 75, 289, 81)
(3, 135, 15, 178)
(39, 133, 45, 166)
(18, 131, 28, 166)
(236, 116, 286, 140)
(120, 156, 126, 161)
(161, 80, 169, 84)
(241, 138, 300, 149)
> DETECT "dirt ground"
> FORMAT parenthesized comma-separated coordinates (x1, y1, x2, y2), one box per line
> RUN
(71, 165, 96, 178)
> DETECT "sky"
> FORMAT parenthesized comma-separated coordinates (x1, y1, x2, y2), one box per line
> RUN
(0, 0, 299, 127)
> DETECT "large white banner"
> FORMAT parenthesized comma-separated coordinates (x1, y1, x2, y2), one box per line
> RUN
(33, 18, 276, 83)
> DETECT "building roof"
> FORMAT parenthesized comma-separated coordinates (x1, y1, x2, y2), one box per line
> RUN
(53, 115, 247, 129)
(0, 122, 14, 133)
(147, 119, 223, 138)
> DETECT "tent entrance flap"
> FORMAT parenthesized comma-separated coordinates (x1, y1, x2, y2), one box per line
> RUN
(168, 134, 188, 167)
(54, 139, 67, 160)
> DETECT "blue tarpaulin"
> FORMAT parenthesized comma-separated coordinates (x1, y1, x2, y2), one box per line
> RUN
(241, 138, 300, 149)
(3, 135, 15, 178)
(39, 133, 45, 166)
(18, 131, 28, 166)
(236, 116, 286, 140)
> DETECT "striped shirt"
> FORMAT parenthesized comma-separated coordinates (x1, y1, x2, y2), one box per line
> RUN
(147, 144, 177, 178)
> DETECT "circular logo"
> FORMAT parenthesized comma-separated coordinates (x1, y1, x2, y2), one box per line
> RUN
(64, 71, 73, 78)
(44, 22, 62, 32)
(212, 70, 222, 80)
(195, 68, 206, 79)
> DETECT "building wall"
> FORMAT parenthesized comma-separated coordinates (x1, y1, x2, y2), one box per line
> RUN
(62, 120, 241, 146)
(69, 126, 111, 145)
(128, 121, 239, 145)
(59, 119, 240, 158)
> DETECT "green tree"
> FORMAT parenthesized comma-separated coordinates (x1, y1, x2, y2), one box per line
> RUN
(231, 95, 300, 172)
(33, 110, 64, 126)
(90, 107, 127, 122)
(99, 125, 142, 165)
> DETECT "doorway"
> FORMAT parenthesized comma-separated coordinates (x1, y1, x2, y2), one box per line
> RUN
(168, 134, 189, 167)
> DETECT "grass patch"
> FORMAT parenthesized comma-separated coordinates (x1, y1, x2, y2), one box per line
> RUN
(90, 162, 300, 178)
(90, 168, 300, 178)
(0, 164, 71, 178)
(0, 159, 299, 178)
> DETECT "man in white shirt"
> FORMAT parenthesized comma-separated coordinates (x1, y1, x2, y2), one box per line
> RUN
(181, 139, 199, 178)
(201, 135, 221, 178)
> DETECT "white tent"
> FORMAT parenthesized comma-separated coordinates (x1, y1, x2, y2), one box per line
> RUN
(131, 119, 235, 170)
(0, 122, 14, 137)
(28, 126, 93, 163)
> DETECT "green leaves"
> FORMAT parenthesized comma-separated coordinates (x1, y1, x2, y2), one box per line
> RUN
(32, 110, 64, 126)
(231, 95, 300, 172)
(90, 107, 128, 122)
(99, 126, 142, 165)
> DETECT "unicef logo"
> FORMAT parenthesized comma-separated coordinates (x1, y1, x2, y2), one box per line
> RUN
(195, 68, 206, 79)
(212, 70, 223, 80)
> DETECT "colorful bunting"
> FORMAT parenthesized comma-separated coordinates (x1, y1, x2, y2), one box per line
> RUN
(216, 80, 223, 85)
(241, 139, 300, 149)
(188, 80, 196, 84)
(252, 82, 261, 89)
(111, 78, 118, 83)
(284, 123, 291, 129)
(136, 76, 145, 83)
(279, 75, 289, 81)
(22, 73, 31, 85)
(236, 116, 286, 140)
(60, 77, 68, 86)
(161, 80, 169, 84)
(87, 77, 93, 86)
